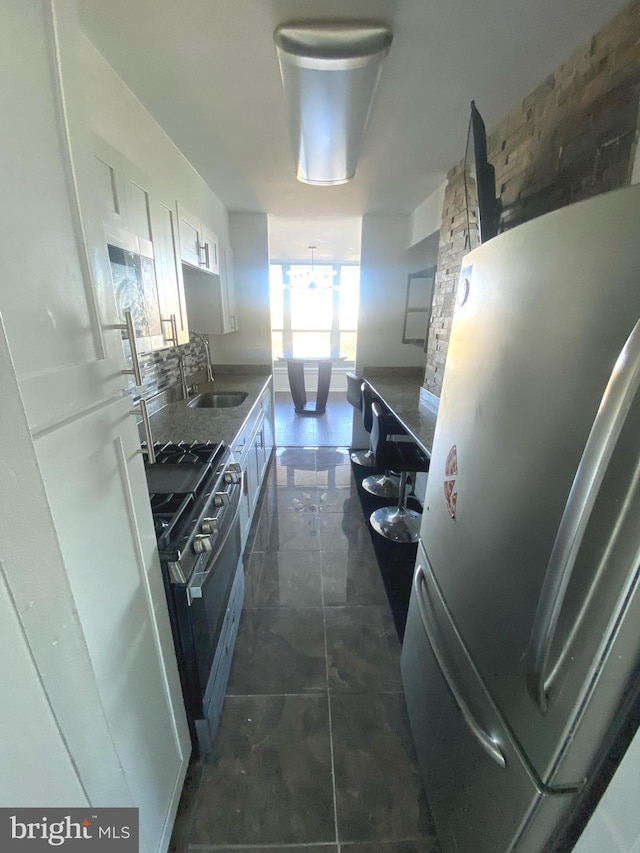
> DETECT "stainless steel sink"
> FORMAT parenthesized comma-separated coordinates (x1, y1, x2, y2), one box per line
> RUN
(187, 391, 248, 409)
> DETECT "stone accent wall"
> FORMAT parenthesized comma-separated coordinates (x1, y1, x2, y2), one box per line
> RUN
(424, 0, 640, 397)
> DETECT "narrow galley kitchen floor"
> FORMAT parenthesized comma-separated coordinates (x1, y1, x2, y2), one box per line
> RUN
(171, 446, 439, 853)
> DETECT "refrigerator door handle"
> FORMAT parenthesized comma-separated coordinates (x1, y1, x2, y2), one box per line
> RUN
(414, 565, 507, 769)
(527, 317, 640, 715)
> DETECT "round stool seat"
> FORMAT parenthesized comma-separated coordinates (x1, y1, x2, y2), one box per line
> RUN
(362, 470, 402, 498)
(350, 448, 377, 467)
(370, 505, 422, 543)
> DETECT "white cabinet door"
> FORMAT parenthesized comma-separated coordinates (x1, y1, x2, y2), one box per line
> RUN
(124, 161, 155, 260)
(238, 453, 252, 549)
(183, 244, 236, 336)
(201, 224, 220, 275)
(177, 204, 220, 276)
(0, 3, 190, 850)
(177, 202, 203, 269)
(262, 385, 275, 462)
(93, 134, 138, 253)
(92, 138, 167, 353)
(153, 198, 190, 346)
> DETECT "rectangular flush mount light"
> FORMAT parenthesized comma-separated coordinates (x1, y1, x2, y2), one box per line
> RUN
(274, 22, 393, 185)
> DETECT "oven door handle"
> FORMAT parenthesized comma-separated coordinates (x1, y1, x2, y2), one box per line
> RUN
(187, 474, 243, 604)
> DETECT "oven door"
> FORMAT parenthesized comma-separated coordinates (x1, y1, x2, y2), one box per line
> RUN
(172, 472, 243, 744)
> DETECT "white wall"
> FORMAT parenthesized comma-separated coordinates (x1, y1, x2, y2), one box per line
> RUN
(80, 36, 229, 245)
(573, 726, 640, 853)
(410, 180, 446, 247)
(212, 212, 272, 364)
(356, 215, 428, 372)
(407, 231, 439, 274)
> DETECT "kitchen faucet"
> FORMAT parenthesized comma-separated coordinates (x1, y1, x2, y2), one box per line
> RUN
(177, 350, 189, 400)
(203, 336, 214, 383)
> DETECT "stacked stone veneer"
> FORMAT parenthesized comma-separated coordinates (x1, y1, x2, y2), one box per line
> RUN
(424, 0, 640, 397)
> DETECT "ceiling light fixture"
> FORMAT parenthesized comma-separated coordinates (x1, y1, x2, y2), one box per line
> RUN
(285, 246, 338, 291)
(274, 21, 393, 186)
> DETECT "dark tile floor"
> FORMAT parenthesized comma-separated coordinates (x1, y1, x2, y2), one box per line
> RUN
(275, 392, 354, 447)
(171, 446, 439, 853)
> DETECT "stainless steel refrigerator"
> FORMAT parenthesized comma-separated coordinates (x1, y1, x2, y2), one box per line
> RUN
(401, 184, 640, 853)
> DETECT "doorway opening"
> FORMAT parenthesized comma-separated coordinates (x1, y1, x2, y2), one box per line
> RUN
(267, 217, 361, 446)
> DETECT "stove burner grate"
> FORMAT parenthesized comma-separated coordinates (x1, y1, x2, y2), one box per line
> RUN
(147, 440, 223, 467)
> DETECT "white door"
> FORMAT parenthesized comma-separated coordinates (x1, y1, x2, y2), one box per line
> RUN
(0, 2, 190, 851)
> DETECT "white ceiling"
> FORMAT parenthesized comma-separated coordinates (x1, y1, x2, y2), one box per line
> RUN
(77, 0, 627, 219)
(268, 216, 362, 262)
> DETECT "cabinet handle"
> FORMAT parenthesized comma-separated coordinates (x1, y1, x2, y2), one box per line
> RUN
(131, 398, 156, 463)
(198, 242, 209, 268)
(114, 310, 143, 386)
(160, 313, 178, 346)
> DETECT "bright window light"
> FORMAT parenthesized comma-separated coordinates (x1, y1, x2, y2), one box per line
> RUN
(270, 263, 360, 360)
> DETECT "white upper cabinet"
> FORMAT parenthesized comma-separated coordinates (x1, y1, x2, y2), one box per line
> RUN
(93, 135, 138, 253)
(151, 198, 190, 346)
(177, 203, 220, 275)
(92, 136, 191, 351)
(177, 203, 202, 268)
(125, 163, 154, 259)
(200, 223, 220, 275)
(182, 242, 238, 336)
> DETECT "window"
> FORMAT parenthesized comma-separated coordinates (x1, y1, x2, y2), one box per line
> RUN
(270, 262, 359, 361)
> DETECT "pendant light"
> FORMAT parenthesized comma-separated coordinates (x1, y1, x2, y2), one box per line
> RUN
(274, 21, 393, 185)
(308, 245, 318, 289)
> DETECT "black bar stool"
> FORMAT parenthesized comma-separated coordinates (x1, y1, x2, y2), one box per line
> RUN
(368, 402, 430, 543)
(361, 407, 404, 498)
(346, 374, 377, 467)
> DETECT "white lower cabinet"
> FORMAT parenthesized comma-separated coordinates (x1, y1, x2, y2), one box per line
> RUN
(234, 382, 275, 549)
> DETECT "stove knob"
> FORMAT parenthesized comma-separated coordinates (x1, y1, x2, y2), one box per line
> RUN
(214, 491, 230, 507)
(201, 516, 219, 535)
(193, 534, 213, 554)
(227, 462, 241, 474)
(224, 471, 239, 485)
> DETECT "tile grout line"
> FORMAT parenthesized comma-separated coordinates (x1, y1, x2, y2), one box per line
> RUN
(188, 844, 338, 851)
(318, 467, 341, 853)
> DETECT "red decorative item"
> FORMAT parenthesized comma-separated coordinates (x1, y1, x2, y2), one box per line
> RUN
(444, 445, 458, 517)
(445, 444, 458, 477)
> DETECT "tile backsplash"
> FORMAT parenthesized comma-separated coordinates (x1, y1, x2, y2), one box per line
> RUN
(125, 331, 209, 415)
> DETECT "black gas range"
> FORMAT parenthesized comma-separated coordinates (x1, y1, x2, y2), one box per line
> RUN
(144, 441, 245, 754)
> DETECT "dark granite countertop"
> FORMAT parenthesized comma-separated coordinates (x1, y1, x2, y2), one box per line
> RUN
(148, 371, 273, 446)
(363, 367, 437, 456)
